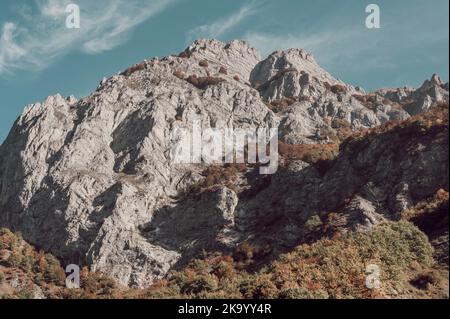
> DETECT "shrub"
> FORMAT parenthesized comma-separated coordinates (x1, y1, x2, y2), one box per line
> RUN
(6, 251, 22, 268)
(304, 215, 323, 233)
(270, 221, 434, 298)
(173, 70, 185, 80)
(186, 75, 225, 89)
(198, 164, 246, 192)
(409, 271, 440, 290)
(0, 228, 19, 251)
(43, 254, 65, 285)
(331, 118, 353, 138)
(178, 51, 189, 58)
(81, 271, 117, 296)
(265, 97, 297, 113)
(402, 189, 449, 221)
(19, 252, 34, 273)
(239, 275, 278, 299)
(181, 274, 218, 295)
(178, 51, 190, 59)
(353, 94, 380, 110)
(330, 84, 347, 94)
(199, 60, 209, 67)
(219, 66, 228, 75)
(126, 78, 141, 90)
(212, 257, 235, 279)
(278, 287, 329, 299)
(278, 141, 339, 164)
(343, 103, 449, 147)
(34, 272, 44, 286)
(15, 289, 35, 299)
(121, 62, 146, 76)
(136, 220, 437, 299)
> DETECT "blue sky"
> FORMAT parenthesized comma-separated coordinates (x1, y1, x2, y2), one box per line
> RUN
(0, 0, 448, 142)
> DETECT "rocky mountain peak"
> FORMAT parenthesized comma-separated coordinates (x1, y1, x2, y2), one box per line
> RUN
(182, 38, 261, 81)
(248, 45, 360, 108)
(0, 38, 448, 290)
(430, 73, 444, 86)
(403, 74, 450, 115)
(250, 47, 345, 92)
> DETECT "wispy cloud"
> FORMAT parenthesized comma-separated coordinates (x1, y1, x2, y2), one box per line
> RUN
(0, 0, 174, 75)
(0, 23, 28, 74)
(244, 29, 382, 68)
(244, 20, 447, 73)
(244, 0, 448, 80)
(187, 1, 259, 41)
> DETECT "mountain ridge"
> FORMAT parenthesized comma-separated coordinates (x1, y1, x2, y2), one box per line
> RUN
(0, 39, 448, 290)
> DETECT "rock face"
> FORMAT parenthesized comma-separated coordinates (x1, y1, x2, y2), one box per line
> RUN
(237, 114, 448, 244)
(405, 74, 449, 115)
(0, 39, 448, 287)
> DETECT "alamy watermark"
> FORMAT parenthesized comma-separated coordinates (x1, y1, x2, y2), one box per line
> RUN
(65, 4, 80, 29)
(365, 264, 381, 289)
(170, 120, 279, 175)
(366, 4, 381, 29)
(65, 264, 80, 289)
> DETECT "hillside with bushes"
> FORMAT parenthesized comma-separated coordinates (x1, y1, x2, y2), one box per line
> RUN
(0, 39, 448, 298)
(1, 103, 448, 299)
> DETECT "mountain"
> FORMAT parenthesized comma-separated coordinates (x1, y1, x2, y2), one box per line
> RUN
(0, 39, 448, 295)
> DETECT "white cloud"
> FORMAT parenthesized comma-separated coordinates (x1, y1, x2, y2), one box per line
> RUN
(245, 22, 448, 73)
(244, 3, 449, 73)
(0, 0, 174, 75)
(187, 1, 259, 41)
(0, 23, 27, 74)
(38, 0, 70, 18)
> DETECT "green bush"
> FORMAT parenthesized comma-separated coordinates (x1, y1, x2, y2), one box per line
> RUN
(239, 275, 278, 299)
(181, 274, 218, 295)
(0, 228, 20, 251)
(278, 287, 329, 299)
(43, 254, 65, 285)
(6, 251, 23, 268)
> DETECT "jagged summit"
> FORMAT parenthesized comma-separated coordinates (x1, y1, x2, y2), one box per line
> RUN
(428, 73, 444, 86)
(250, 47, 341, 87)
(185, 38, 260, 57)
(180, 38, 261, 81)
